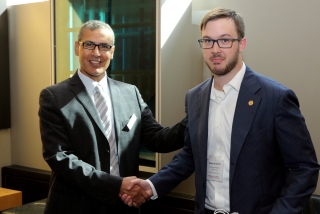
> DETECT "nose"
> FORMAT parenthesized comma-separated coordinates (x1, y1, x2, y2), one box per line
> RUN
(92, 45, 101, 56)
(211, 41, 220, 53)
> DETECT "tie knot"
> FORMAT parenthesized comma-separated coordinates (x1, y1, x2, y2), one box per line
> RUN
(95, 84, 102, 93)
(94, 85, 105, 102)
(94, 85, 105, 99)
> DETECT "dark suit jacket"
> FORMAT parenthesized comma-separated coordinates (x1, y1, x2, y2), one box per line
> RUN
(38, 72, 185, 214)
(149, 66, 319, 214)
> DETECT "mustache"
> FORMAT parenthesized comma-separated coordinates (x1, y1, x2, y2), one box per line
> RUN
(210, 53, 224, 60)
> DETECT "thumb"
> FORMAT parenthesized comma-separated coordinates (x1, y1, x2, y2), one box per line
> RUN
(127, 178, 141, 190)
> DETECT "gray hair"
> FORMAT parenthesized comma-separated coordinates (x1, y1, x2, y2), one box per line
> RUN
(77, 20, 115, 45)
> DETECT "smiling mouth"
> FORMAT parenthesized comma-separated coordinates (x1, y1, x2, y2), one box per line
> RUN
(89, 60, 101, 66)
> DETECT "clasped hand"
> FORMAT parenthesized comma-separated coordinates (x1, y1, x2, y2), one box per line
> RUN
(119, 177, 153, 208)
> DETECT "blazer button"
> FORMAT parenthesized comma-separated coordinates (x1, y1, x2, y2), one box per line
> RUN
(106, 150, 110, 154)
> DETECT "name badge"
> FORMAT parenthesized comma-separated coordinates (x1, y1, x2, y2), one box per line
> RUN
(207, 156, 224, 182)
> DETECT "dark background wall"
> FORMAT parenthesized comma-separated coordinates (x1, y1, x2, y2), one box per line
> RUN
(0, 7, 10, 129)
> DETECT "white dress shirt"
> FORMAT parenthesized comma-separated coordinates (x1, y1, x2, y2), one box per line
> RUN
(148, 63, 246, 205)
(205, 62, 246, 211)
(77, 69, 119, 173)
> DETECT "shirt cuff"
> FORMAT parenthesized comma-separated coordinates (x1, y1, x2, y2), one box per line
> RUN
(146, 179, 158, 200)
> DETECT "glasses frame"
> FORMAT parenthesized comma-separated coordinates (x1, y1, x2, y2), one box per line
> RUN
(78, 41, 113, 51)
(198, 38, 241, 49)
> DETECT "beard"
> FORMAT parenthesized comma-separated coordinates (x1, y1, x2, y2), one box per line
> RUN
(206, 49, 240, 76)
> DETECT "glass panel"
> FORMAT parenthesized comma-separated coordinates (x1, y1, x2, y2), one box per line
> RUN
(54, 0, 156, 168)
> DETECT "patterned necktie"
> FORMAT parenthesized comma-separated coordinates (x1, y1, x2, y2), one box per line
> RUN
(94, 85, 119, 176)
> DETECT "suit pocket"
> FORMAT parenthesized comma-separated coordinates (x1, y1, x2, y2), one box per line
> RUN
(121, 120, 130, 132)
(121, 114, 137, 132)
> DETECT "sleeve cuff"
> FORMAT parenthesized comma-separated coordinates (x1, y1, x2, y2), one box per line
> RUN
(147, 179, 158, 200)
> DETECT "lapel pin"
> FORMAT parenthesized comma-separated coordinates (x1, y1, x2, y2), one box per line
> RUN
(248, 100, 254, 106)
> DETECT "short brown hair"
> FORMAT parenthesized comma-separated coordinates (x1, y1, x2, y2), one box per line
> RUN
(200, 7, 245, 39)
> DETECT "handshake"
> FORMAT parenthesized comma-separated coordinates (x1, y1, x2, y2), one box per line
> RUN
(119, 176, 153, 208)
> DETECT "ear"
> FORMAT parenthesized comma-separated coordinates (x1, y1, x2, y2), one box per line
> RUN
(239, 37, 247, 53)
(75, 41, 80, 56)
(110, 46, 115, 59)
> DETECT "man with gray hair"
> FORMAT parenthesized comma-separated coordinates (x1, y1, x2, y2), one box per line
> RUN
(39, 20, 185, 214)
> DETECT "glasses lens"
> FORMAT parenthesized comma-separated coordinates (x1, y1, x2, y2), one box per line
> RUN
(99, 44, 111, 51)
(218, 39, 232, 48)
(83, 42, 95, 50)
(200, 39, 213, 49)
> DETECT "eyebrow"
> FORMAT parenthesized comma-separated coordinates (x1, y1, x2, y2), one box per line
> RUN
(202, 34, 233, 39)
(84, 41, 110, 45)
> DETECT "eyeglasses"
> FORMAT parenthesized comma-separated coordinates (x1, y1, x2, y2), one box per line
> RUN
(198, 38, 241, 49)
(79, 41, 113, 51)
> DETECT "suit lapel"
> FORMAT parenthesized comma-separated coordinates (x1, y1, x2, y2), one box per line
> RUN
(229, 68, 261, 186)
(197, 78, 213, 180)
(69, 72, 107, 139)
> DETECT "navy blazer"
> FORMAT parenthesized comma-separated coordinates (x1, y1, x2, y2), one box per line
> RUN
(150, 66, 319, 214)
(39, 72, 185, 214)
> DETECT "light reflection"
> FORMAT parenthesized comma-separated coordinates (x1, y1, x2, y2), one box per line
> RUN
(161, 0, 192, 48)
(0, 0, 6, 15)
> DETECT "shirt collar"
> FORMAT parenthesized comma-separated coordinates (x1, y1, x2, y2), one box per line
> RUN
(211, 62, 246, 101)
(228, 62, 246, 92)
(77, 69, 109, 94)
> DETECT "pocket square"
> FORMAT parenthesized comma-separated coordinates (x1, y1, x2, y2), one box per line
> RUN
(126, 114, 137, 130)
